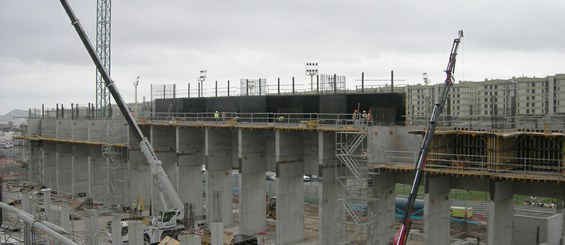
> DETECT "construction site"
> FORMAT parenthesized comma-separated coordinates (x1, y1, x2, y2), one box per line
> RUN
(3, 1, 565, 245)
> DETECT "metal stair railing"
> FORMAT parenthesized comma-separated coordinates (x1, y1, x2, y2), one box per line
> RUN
(339, 198, 362, 225)
(336, 148, 363, 179)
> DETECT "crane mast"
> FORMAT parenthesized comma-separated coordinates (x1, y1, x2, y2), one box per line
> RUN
(59, 0, 184, 214)
(393, 30, 463, 245)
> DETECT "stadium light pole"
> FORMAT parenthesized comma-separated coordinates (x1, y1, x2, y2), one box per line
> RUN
(306, 63, 319, 92)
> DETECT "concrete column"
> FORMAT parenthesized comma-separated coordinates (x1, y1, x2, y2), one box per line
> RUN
(488, 181, 513, 245)
(43, 142, 56, 187)
(368, 174, 396, 245)
(205, 128, 233, 226)
(239, 129, 267, 235)
(22, 192, 32, 245)
(211, 221, 224, 245)
(59, 204, 71, 232)
(424, 176, 451, 245)
(72, 145, 90, 196)
(178, 234, 201, 245)
(85, 210, 99, 245)
(128, 221, 144, 245)
(276, 131, 304, 244)
(56, 144, 73, 193)
(89, 146, 106, 202)
(42, 188, 52, 222)
(176, 127, 204, 216)
(318, 132, 345, 245)
(111, 216, 122, 245)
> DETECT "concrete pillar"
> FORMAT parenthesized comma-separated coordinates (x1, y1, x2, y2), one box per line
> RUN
(205, 128, 233, 226)
(318, 132, 345, 245)
(85, 210, 99, 245)
(56, 144, 73, 193)
(128, 221, 144, 245)
(22, 192, 32, 245)
(276, 131, 304, 244)
(176, 127, 204, 216)
(42, 188, 52, 222)
(239, 129, 267, 235)
(59, 204, 71, 232)
(424, 176, 451, 245)
(562, 199, 565, 245)
(488, 181, 513, 245)
(111, 216, 122, 245)
(178, 234, 201, 245)
(43, 142, 56, 187)
(73, 145, 90, 197)
(89, 146, 106, 202)
(211, 222, 224, 245)
(368, 174, 396, 245)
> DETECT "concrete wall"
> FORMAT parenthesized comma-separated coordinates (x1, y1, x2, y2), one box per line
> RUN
(513, 211, 563, 245)
(368, 126, 421, 164)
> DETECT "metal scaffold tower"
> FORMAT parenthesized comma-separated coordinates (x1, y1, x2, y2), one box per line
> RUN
(102, 121, 126, 208)
(335, 130, 374, 244)
(96, 0, 111, 118)
(16, 138, 43, 185)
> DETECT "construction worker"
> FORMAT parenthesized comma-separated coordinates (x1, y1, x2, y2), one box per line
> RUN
(367, 110, 373, 124)
(362, 110, 367, 120)
(214, 111, 219, 123)
(138, 201, 143, 217)
(132, 201, 138, 218)
(352, 109, 360, 126)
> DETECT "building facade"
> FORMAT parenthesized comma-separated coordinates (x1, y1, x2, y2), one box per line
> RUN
(405, 73, 565, 125)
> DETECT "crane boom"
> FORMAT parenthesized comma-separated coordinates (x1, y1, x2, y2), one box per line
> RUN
(393, 30, 463, 245)
(59, 0, 184, 213)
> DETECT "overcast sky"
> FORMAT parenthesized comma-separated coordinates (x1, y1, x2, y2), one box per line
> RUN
(1, 1, 564, 115)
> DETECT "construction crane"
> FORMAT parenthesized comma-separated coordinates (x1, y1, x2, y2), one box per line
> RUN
(96, 0, 111, 117)
(59, 0, 187, 243)
(392, 30, 464, 245)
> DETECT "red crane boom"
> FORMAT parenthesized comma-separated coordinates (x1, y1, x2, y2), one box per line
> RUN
(393, 30, 464, 245)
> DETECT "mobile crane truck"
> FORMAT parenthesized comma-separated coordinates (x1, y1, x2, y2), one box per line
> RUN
(393, 30, 464, 245)
(59, 1, 187, 243)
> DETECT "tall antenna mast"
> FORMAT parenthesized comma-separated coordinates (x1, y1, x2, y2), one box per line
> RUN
(96, 0, 111, 117)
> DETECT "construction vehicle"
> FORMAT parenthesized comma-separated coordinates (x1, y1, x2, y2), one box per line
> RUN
(393, 30, 464, 245)
(59, 1, 187, 243)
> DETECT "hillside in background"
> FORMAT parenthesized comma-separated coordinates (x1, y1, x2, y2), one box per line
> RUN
(0, 109, 27, 122)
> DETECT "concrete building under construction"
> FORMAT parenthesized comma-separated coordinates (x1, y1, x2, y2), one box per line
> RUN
(7, 87, 565, 245)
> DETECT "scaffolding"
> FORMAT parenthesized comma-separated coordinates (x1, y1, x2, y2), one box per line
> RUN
(335, 130, 373, 244)
(320, 74, 346, 93)
(102, 121, 127, 208)
(15, 138, 43, 185)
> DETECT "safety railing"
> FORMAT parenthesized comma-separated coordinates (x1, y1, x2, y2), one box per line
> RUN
(406, 115, 565, 133)
(148, 112, 373, 128)
(382, 150, 565, 178)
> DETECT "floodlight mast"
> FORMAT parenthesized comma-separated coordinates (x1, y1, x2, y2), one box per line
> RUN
(59, 0, 184, 212)
(392, 30, 463, 245)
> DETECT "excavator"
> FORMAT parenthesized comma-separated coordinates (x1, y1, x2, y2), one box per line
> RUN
(392, 30, 464, 245)
(59, 0, 187, 243)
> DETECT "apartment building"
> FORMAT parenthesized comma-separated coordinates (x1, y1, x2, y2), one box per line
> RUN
(405, 73, 565, 123)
